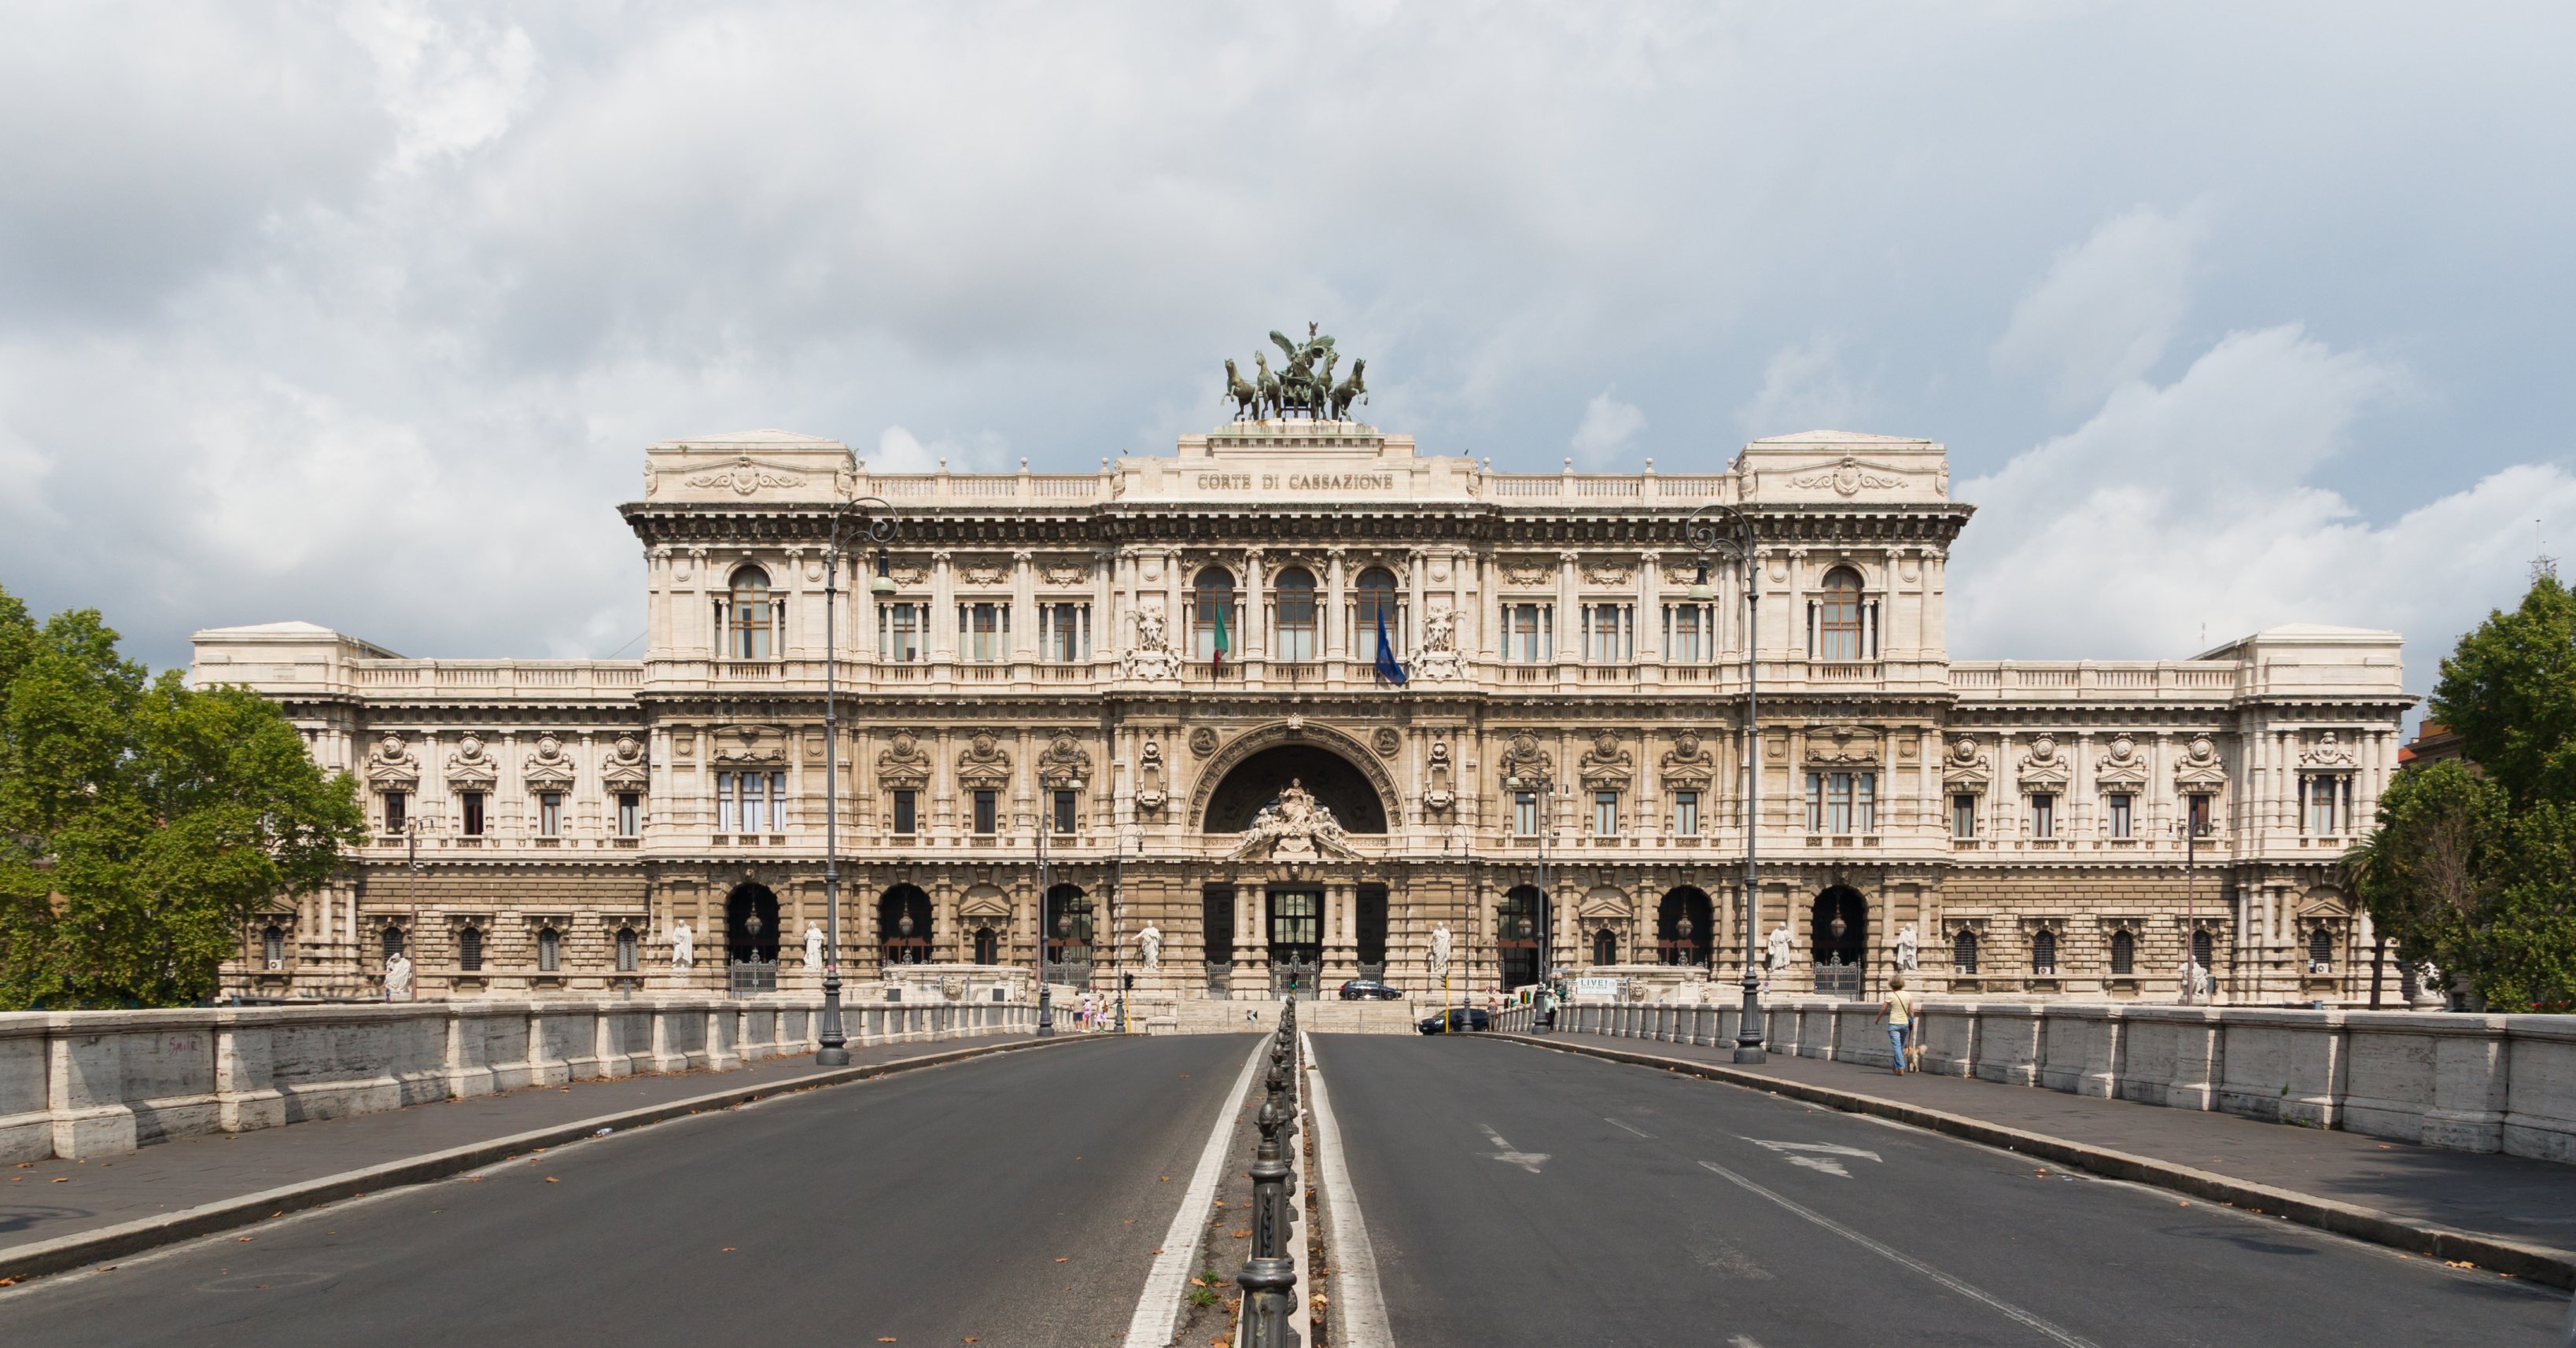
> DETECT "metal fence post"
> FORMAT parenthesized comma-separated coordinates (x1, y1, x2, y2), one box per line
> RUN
(1241, 998, 1302, 1347)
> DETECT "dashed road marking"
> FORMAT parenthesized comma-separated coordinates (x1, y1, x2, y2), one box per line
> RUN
(1606, 1118, 1653, 1139)
(1479, 1125, 1550, 1174)
(1744, 1139, 1881, 1178)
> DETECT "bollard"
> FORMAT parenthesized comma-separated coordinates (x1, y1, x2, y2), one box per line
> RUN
(1239, 1088, 1302, 1346)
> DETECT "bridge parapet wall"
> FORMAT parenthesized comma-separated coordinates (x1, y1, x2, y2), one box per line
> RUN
(1506, 997, 2576, 1165)
(0, 997, 1037, 1162)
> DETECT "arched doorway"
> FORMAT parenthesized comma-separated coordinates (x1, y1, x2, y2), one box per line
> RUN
(879, 886, 931, 965)
(1812, 885, 1867, 996)
(1201, 743, 1390, 834)
(1658, 887, 1714, 966)
(1499, 885, 1548, 990)
(1045, 883, 1093, 983)
(1590, 926, 1618, 967)
(972, 926, 999, 965)
(725, 883, 780, 963)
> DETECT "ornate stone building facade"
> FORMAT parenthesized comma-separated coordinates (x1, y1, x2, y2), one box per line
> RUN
(198, 420, 2410, 1006)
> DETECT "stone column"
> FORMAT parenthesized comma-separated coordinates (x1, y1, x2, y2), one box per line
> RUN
(931, 550, 956, 662)
(1323, 880, 1359, 985)
(1325, 548, 1348, 661)
(1012, 548, 1036, 661)
(1242, 549, 1265, 661)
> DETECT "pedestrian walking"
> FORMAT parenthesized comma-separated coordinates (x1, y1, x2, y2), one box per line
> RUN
(1874, 974, 1915, 1075)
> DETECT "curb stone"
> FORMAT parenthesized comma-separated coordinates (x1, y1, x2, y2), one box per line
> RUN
(1491, 1032, 2576, 1291)
(0, 1034, 1096, 1288)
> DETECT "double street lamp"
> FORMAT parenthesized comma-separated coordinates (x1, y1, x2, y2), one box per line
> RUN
(1686, 502, 1767, 1066)
(817, 495, 900, 1066)
(1501, 765, 1556, 1020)
(1034, 772, 1087, 1036)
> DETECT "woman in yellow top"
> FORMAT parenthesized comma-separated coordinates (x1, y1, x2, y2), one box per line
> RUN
(1874, 975, 1915, 1075)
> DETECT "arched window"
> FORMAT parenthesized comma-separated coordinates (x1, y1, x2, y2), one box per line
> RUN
(1355, 567, 1400, 654)
(1816, 567, 1865, 661)
(973, 926, 999, 965)
(2307, 926, 2333, 969)
(537, 926, 562, 972)
(1192, 568, 1237, 661)
(728, 565, 776, 660)
(261, 923, 286, 970)
(616, 926, 639, 972)
(1047, 884, 1095, 966)
(2191, 927, 2214, 970)
(1591, 927, 1618, 967)
(2031, 928, 2057, 975)
(880, 886, 931, 965)
(1273, 567, 1318, 661)
(2109, 928, 2136, 975)
(458, 926, 484, 972)
(1953, 928, 1979, 974)
(381, 925, 406, 961)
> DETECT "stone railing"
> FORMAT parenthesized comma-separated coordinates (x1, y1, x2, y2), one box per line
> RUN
(1518, 997, 2576, 1165)
(0, 996, 1040, 1162)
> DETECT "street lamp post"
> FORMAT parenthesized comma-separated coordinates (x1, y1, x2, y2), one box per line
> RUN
(1035, 772, 1086, 1036)
(1503, 767, 1555, 1027)
(2176, 811, 2204, 1005)
(818, 495, 899, 1066)
(1687, 503, 1767, 1065)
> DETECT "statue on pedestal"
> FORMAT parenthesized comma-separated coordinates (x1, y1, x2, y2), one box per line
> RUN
(805, 921, 825, 970)
(1766, 924, 1793, 975)
(1895, 923, 1919, 972)
(383, 951, 413, 1002)
(1138, 923, 1163, 970)
(1431, 923, 1454, 978)
(669, 922, 695, 971)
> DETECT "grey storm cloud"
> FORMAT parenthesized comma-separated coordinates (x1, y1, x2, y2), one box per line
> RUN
(2, 0, 2572, 698)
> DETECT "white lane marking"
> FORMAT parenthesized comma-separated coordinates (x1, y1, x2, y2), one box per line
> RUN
(1122, 1039, 1269, 1348)
(1697, 1159, 2104, 1348)
(1301, 1031, 1394, 1348)
(1729, 1337, 1766, 1348)
(1479, 1124, 1550, 1174)
(1606, 1118, 1653, 1139)
(1745, 1139, 1881, 1177)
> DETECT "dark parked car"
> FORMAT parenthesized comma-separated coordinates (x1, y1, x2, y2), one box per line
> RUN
(1339, 979, 1404, 1000)
(1417, 1007, 1491, 1034)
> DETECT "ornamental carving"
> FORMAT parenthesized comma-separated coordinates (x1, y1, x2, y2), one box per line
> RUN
(2175, 734, 2228, 790)
(1501, 558, 1553, 587)
(2018, 735, 2071, 792)
(957, 732, 1012, 790)
(1581, 562, 1633, 586)
(1122, 605, 1181, 681)
(1188, 727, 1219, 758)
(1413, 607, 1464, 681)
(1497, 732, 1553, 790)
(1041, 563, 1089, 587)
(447, 733, 498, 787)
(2095, 734, 2147, 794)
(1660, 731, 1715, 790)
(1137, 739, 1167, 812)
(711, 724, 789, 764)
(1787, 456, 1900, 497)
(1424, 738, 1455, 812)
(2301, 731, 2358, 771)
(1806, 727, 1879, 767)
(890, 564, 930, 587)
(1227, 779, 1357, 860)
(523, 732, 577, 788)
(603, 734, 650, 789)
(1372, 727, 1401, 759)
(366, 731, 419, 785)
(684, 456, 804, 495)
(1037, 732, 1093, 788)
(1941, 735, 1992, 792)
(1579, 731, 1633, 788)
(876, 731, 932, 790)
(958, 562, 1008, 587)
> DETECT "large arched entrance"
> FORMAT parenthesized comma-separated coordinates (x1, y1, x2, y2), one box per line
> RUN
(1657, 887, 1714, 966)
(879, 886, 931, 965)
(1498, 885, 1549, 990)
(1812, 885, 1867, 997)
(1201, 743, 1390, 834)
(725, 883, 780, 992)
(1045, 883, 1093, 984)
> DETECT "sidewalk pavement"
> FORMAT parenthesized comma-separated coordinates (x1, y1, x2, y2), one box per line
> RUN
(1499, 1029, 2576, 1287)
(2, 1037, 1043, 1259)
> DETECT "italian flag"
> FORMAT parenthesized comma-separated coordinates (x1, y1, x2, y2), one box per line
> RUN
(1211, 602, 1229, 675)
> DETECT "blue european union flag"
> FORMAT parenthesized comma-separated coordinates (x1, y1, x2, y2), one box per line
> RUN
(1374, 609, 1408, 686)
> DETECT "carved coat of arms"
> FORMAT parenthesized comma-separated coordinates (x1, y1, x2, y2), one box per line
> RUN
(1229, 779, 1357, 860)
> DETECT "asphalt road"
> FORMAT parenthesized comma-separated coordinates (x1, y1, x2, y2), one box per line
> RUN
(0, 1033, 1262, 1348)
(1313, 1033, 2567, 1348)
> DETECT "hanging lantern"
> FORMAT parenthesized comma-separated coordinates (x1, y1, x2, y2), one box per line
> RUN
(897, 911, 914, 938)
(1829, 912, 1847, 941)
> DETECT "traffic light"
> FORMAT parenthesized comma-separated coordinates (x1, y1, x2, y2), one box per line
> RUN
(1123, 972, 1135, 990)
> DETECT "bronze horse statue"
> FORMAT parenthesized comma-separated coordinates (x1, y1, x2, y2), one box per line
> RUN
(1254, 352, 1282, 419)
(1223, 359, 1262, 420)
(1329, 358, 1368, 421)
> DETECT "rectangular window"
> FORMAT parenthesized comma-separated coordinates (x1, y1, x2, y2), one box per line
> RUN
(2305, 775, 2346, 835)
(1663, 603, 1712, 664)
(2107, 793, 2133, 839)
(617, 926, 639, 971)
(1039, 602, 1090, 662)
(1952, 793, 1977, 839)
(1513, 790, 1540, 837)
(537, 927, 561, 972)
(617, 792, 641, 838)
(461, 791, 486, 837)
(717, 772, 739, 833)
(384, 790, 407, 834)
(1052, 788, 1076, 834)
(960, 602, 1012, 663)
(2187, 793, 2213, 837)
(1593, 790, 1619, 836)
(459, 926, 483, 972)
(1856, 772, 1876, 834)
(537, 791, 562, 838)
(973, 789, 997, 834)
(1505, 602, 1553, 663)
(1581, 603, 1632, 662)
(879, 602, 927, 661)
(1675, 790, 1700, 836)
(2030, 794, 2056, 839)
(1805, 772, 1871, 834)
(893, 789, 918, 835)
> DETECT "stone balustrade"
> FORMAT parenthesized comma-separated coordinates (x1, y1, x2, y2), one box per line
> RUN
(0, 996, 1038, 1162)
(1518, 998, 2576, 1164)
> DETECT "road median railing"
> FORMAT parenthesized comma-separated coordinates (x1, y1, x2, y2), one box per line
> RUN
(1238, 996, 1306, 1348)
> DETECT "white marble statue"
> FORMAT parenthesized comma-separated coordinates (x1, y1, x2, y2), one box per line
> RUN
(1894, 923, 1919, 972)
(669, 921, 695, 970)
(383, 951, 413, 1001)
(805, 921, 825, 969)
(1431, 923, 1454, 977)
(1766, 924, 1793, 974)
(1138, 923, 1163, 970)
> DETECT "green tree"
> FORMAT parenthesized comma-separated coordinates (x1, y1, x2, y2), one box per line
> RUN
(0, 585, 362, 1007)
(2428, 573, 2576, 807)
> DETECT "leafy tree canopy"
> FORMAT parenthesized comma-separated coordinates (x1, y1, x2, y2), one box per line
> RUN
(0, 584, 363, 1007)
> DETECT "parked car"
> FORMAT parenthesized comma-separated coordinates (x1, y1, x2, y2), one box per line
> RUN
(1339, 979, 1404, 1000)
(1417, 1007, 1491, 1034)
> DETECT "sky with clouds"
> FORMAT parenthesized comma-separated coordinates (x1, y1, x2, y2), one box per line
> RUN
(4, 2, 2572, 698)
